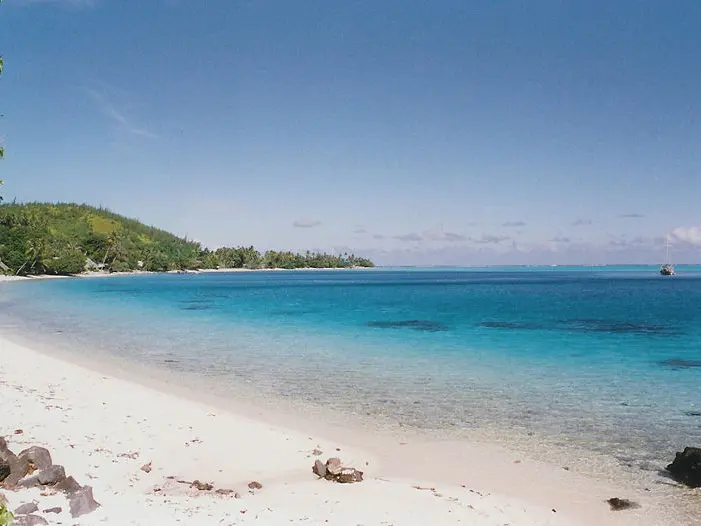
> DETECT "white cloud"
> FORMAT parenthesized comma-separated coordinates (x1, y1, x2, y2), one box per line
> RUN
(669, 226, 701, 246)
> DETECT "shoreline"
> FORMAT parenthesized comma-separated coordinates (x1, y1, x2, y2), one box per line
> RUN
(0, 331, 681, 525)
(0, 266, 376, 283)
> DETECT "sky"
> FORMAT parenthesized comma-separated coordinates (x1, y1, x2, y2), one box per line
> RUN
(1, 0, 700, 265)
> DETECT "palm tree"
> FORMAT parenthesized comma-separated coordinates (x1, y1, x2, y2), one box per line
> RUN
(16, 238, 43, 275)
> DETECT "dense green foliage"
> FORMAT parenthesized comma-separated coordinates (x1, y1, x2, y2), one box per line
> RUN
(0, 203, 373, 275)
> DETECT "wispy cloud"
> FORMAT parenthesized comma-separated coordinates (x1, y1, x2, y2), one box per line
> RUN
(395, 233, 423, 242)
(293, 219, 322, 228)
(422, 228, 467, 243)
(669, 226, 701, 246)
(443, 232, 467, 242)
(353, 226, 367, 235)
(473, 234, 510, 244)
(572, 219, 592, 226)
(85, 86, 158, 139)
(373, 234, 386, 240)
(502, 221, 526, 227)
(550, 236, 571, 243)
(619, 213, 645, 219)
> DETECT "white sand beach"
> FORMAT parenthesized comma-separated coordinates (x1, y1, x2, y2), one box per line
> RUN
(0, 331, 678, 525)
(0, 275, 33, 282)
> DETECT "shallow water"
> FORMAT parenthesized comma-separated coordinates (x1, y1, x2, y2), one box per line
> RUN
(1, 267, 701, 489)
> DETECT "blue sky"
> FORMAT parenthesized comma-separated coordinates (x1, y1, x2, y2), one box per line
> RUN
(1, 0, 700, 265)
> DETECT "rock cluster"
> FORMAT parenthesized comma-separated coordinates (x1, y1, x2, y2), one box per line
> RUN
(606, 497, 639, 511)
(667, 446, 701, 488)
(312, 457, 363, 483)
(0, 436, 100, 519)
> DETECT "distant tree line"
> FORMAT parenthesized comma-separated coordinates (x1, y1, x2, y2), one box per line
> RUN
(0, 202, 374, 276)
(200, 247, 373, 270)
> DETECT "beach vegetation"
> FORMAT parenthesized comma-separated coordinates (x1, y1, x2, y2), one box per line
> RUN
(0, 503, 12, 526)
(0, 202, 374, 275)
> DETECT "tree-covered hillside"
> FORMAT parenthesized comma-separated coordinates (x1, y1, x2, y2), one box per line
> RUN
(0, 203, 373, 275)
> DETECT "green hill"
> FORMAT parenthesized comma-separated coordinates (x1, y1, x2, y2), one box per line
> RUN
(0, 202, 373, 275)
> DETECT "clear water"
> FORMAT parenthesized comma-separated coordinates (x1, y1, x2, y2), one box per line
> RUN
(2, 267, 701, 486)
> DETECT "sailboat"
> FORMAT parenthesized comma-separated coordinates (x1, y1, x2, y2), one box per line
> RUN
(660, 237, 675, 276)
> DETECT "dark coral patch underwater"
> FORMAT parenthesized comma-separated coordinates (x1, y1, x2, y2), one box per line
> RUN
(658, 358, 701, 369)
(478, 318, 681, 336)
(366, 320, 449, 332)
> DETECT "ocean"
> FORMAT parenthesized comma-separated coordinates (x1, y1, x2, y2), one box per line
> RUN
(2, 267, 701, 490)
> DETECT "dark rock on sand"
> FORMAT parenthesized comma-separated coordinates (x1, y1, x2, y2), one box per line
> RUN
(313, 457, 363, 483)
(42, 507, 62, 514)
(247, 481, 262, 490)
(14, 502, 39, 515)
(214, 489, 235, 496)
(0, 459, 9, 484)
(326, 458, 343, 476)
(0, 438, 30, 487)
(69, 486, 100, 518)
(18, 447, 52, 471)
(335, 468, 364, 483)
(12, 515, 49, 526)
(37, 464, 66, 485)
(190, 480, 213, 491)
(54, 475, 82, 494)
(606, 497, 639, 511)
(667, 447, 701, 488)
(21, 465, 66, 488)
(313, 459, 326, 478)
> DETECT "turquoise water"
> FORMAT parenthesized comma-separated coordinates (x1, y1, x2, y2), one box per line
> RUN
(2, 267, 701, 479)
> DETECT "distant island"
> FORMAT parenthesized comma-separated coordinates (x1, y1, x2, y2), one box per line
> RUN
(0, 203, 374, 276)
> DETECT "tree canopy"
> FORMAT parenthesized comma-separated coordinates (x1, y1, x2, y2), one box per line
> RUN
(0, 202, 374, 275)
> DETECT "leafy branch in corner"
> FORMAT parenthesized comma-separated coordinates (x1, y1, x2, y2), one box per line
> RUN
(0, 502, 13, 526)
